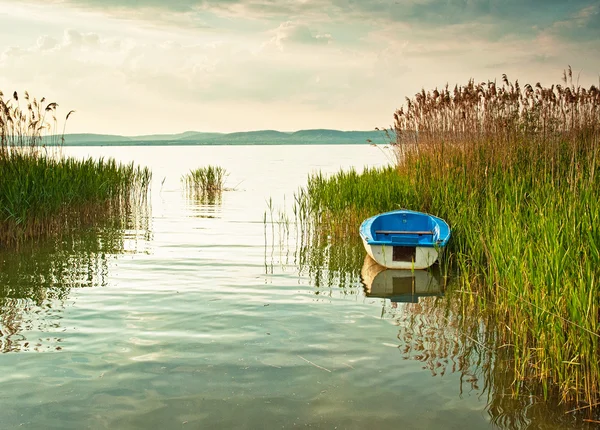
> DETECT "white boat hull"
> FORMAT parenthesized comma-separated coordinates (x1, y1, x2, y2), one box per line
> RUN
(361, 236, 440, 269)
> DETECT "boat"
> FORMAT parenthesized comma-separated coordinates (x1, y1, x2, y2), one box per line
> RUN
(361, 256, 444, 303)
(359, 209, 450, 269)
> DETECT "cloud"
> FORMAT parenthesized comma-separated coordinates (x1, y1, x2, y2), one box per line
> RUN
(2, 0, 599, 135)
(0, 20, 396, 131)
(5, 0, 592, 64)
(2, 29, 117, 61)
(0, 46, 26, 61)
(11, 0, 600, 44)
(270, 21, 333, 50)
(36, 36, 59, 51)
(0, 28, 133, 103)
(63, 29, 100, 47)
(542, 3, 600, 42)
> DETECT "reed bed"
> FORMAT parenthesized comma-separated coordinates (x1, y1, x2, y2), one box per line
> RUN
(0, 91, 151, 248)
(182, 165, 228, 203)
(292, 68, 600, 412)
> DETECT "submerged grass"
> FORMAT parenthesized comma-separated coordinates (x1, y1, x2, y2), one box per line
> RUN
(293, 68, 600, 411)
(0, 91, 151, 247)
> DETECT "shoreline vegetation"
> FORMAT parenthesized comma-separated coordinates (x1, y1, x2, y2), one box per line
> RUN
(0, 91, 151, 248)
(292, 68, 599, 413)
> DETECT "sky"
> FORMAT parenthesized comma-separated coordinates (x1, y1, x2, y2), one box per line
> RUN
(1, 0, 599, 135)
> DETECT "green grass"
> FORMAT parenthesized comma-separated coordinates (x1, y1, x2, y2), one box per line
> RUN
(0, 91, 151, 247)
(292, 69, 600, 410)
(182, 165, 228, 203)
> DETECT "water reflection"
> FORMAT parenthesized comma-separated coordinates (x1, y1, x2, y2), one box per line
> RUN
(183, 188, 224, 219)
(290, 238, 599, 428)
(0, 210, 151, 353)
(294, 232, 365, 295)
(361, 255, 444, 303)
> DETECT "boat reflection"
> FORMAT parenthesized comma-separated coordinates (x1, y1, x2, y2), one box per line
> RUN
(361, 255, 444, 303)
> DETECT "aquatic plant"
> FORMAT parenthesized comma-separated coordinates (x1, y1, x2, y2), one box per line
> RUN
(182, 165, 228, 203)
(0, 91, 152, 248)
(291, 68, 600, 414)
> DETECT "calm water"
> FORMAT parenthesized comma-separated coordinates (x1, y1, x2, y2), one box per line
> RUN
(0, 145, 592, 429)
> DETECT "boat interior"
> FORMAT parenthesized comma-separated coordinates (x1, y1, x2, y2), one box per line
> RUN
(372, 212, 436, 242)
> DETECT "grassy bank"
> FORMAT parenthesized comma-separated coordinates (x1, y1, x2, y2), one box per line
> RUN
(294, 69, 599, 409)
(0, 91, 151, 247)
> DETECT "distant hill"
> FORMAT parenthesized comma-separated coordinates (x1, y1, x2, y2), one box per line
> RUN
(214, 130, 291, 144)
(43, 129, 394, 146)
(132, 131, 224, 141)
(289, 129, 387, 144)
(42, 133, 134, 144)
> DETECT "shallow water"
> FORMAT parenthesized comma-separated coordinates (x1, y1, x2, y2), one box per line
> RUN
(0, 145, 593, 429)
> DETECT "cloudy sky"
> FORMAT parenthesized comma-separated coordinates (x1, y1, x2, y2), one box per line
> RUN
(1, 0, 599, 135)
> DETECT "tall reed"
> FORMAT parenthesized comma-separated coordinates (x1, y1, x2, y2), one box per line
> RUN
(0, 91, 151, 248)
(292, 68, 600, 412)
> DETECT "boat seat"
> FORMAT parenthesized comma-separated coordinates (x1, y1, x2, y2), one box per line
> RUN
(375, 230, 434, 235)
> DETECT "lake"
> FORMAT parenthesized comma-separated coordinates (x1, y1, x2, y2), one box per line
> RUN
(0, 145, 591, 429)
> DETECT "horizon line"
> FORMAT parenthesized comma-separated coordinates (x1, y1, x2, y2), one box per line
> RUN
(59, 127, 391, 137)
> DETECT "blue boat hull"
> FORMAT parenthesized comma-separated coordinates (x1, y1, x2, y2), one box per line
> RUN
(359, 210, 451, 269)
